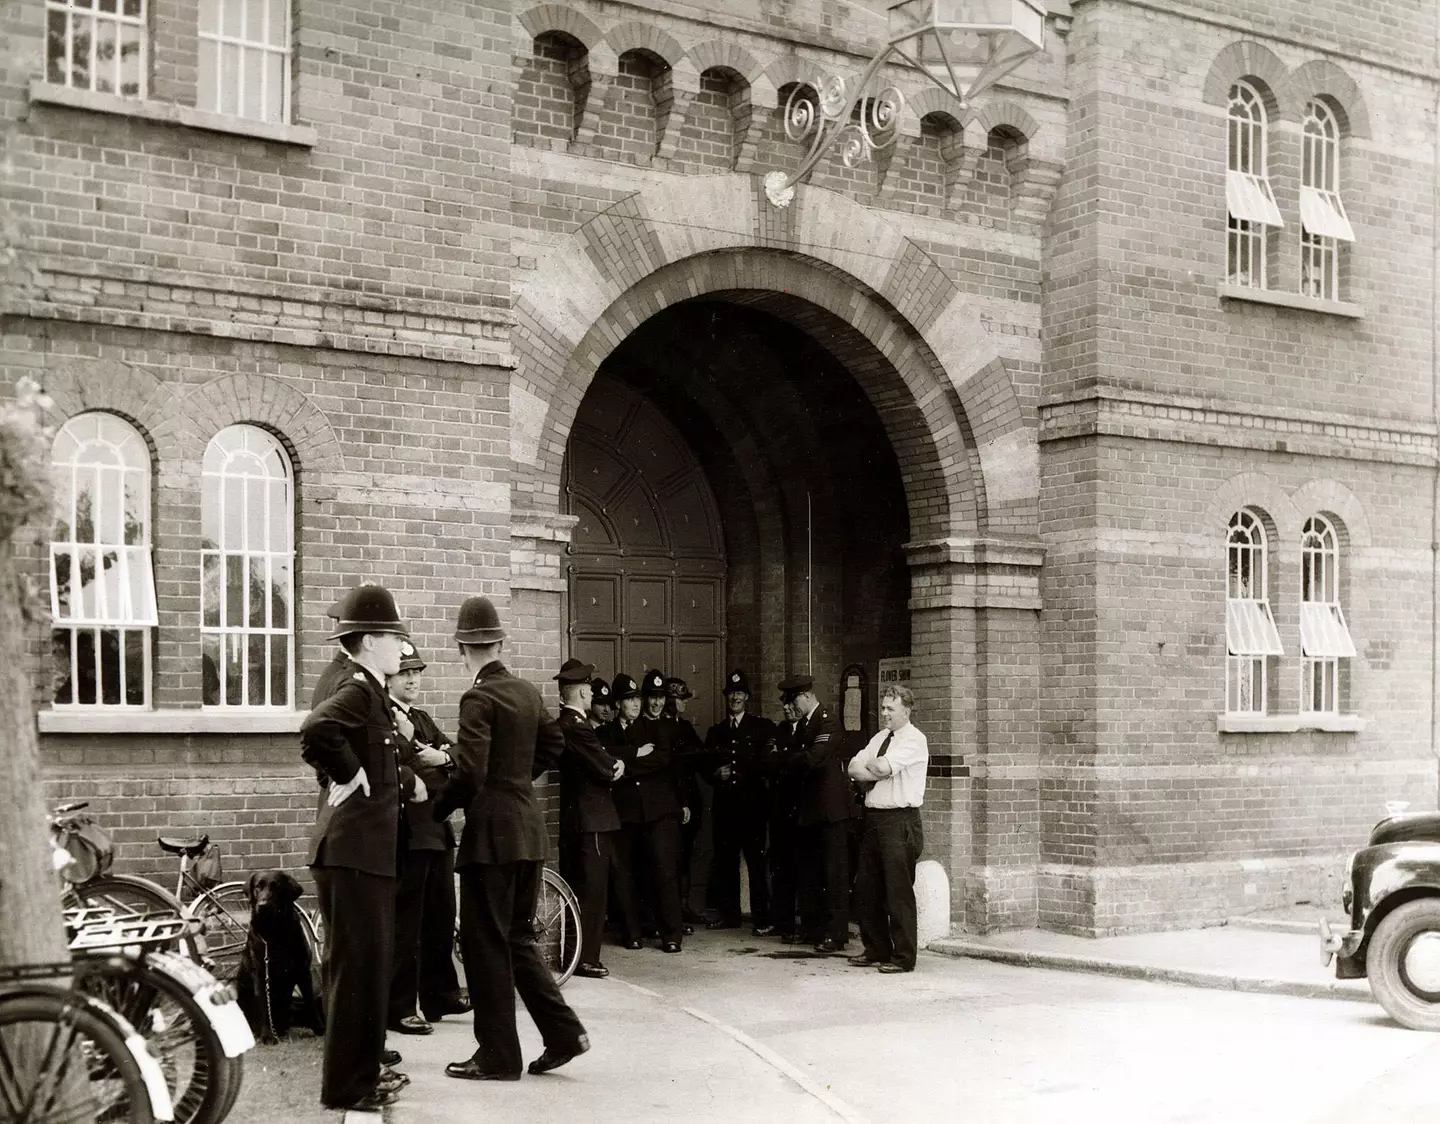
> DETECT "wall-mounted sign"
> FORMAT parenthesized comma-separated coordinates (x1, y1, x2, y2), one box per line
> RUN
(878, 656, 911, 687)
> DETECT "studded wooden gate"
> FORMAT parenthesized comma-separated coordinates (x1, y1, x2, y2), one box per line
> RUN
(563, 375, 726, 731)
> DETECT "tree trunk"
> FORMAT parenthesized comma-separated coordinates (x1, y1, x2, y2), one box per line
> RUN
(0, 540, 67, 971)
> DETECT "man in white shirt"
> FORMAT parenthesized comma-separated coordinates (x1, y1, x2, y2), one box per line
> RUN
(845, 684, 928, 973)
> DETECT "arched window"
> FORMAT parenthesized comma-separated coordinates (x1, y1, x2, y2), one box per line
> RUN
(1299, 99, 1355, 300)
(1226, 81, 1283, 289)
(1299, 515, 1355, 713)
(201, 425, 294, 707)
(49, 412, 156, 707)
(1225, 510, 1282, 714)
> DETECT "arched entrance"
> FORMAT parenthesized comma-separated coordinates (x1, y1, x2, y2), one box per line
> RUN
(509, 179, 1046, 932)
(564, 375, 727, 730)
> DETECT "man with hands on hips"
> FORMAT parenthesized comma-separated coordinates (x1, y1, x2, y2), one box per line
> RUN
(300, 582, 427, 1112)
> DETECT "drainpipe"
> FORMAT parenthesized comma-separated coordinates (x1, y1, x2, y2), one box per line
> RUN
(1432, 1, 1440, 800)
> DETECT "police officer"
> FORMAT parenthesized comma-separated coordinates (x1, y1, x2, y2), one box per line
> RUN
(663, 676, 706, 928)
(602, 671, 684, 952)
(588, 677, 616, 729)
(300, 583, 423, 1112)
(386, 642, 468, 1034)
(766, 698, 803, 941)
(438, 596, 589, 1080)
(704, 670, 777, 932)
(780, 673, 853, 954)
(553, 658, 624, 979)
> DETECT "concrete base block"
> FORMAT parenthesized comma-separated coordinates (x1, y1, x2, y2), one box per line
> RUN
(915, 859, 951, 945)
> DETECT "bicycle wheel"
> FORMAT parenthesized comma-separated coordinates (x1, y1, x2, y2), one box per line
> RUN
(183, 885, 250, 985)
(63, 876, 183, 922)
(0, 987, 160, 1124)
(535, 868, 582, 987)
(73, 955, 236, 1124)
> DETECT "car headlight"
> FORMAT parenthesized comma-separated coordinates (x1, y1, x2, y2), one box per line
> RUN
(1341, 851, 1356, 914)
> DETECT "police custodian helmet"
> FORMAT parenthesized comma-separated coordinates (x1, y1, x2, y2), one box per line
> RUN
(326, 583, 410, 641)
(454, 595, 506, 644)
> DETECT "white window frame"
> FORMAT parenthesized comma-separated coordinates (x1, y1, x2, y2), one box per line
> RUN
(201, 425, 295, 708)
(1226, 509, 1281, 715)
(1299, 515, 1355, 714)
(1226, 81, 1282, 290)
(1300, 100, 1354, 301)
(45, 0, 148, 99)
(197, 0, 292, 125)
(49, 412, 157, 709)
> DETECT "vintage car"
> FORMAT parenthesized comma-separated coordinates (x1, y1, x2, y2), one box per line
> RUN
(1321, 809, 1440, 1031)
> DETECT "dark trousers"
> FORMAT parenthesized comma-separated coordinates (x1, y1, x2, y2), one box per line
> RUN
(458, 861, 586, 1076)
(389, 848, 439, 1024)
(856, 807, 924, 969)
(678, 800, 703, 919)
(709, 796, 769, 925)
(768, 815, 800, 934)
(560, 828, 616, 965)
(418, 848, 464, 1017)
(312, 865, 395, 1107)
(798, 820, 850, 945)
(616, 815, 683, 944)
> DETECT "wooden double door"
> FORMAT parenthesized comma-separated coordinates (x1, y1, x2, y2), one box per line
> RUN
(564, 376, 726, 731)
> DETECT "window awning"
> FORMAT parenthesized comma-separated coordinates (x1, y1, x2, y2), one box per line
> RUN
(50, 546, 159, 627)
(1226, 598, 1284, 656)
(1300, 601, 1357, 659)
(1299, 186, 1355, 243)
(1226, 170, 1284, 227)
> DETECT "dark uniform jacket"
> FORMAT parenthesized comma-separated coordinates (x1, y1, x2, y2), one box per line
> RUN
(665, 714, 706, 814)
(601, 714, 680, 824)
(767, 718, 801, 823)
(395, 702, 456, 851)
(300, 661, 417, 877)
(556, 706, 621, 835)
(435, 661, 564, 867)
(787, 704, 853, 825)
(705, 712, 778, 813)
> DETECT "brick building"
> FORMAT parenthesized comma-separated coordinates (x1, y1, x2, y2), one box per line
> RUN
(1, 0, 1435, 934)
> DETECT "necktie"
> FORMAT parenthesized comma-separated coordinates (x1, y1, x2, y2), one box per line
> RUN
(732, 717, 741, 730)
(876, 731, 894, 757)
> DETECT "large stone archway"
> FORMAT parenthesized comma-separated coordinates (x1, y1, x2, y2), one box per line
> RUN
(509, 179, 1047, 930)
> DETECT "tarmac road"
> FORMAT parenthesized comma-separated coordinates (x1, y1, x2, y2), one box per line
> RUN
(384, 930, 1440, 1124)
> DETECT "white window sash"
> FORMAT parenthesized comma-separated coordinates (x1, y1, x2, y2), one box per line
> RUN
(1299, 601, 1356, 659)
(1226, 598, 1284, 657)
(1299, 186, 1355, 243)
(1226, 170, 1284, 228)
(49, 545, 159, 627)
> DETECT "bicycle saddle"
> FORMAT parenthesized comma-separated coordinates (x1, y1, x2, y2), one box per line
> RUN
(157, 834, 210, 857)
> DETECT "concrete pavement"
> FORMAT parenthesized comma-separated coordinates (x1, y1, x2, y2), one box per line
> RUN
(365, 921, 1437, 1124)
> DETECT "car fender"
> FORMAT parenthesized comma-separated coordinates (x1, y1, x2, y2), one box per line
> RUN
(1351, 841, 1440, 949)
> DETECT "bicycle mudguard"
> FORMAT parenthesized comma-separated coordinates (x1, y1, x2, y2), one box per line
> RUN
(141, 950, 256, 1058)
(1, 982, 176, 1122)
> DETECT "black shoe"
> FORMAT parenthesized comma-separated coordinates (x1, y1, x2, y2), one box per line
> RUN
(661, 941, 682, 953)
(326, 1090, 399, 1111)
(381, 1048, 403, 1066)
(876, 962, 913, 974)
(445, 1060, 521, 1081)
(390, 1015, 433, 1035)
(682, 924, 695, 936)
(621, 938, 644, 951)
(642, 926, 660, 939)
(377, 1069, 409, 1093)
(813, 939, 847, 955)
(574, 962, 610, 979)
(528, 1034, 591, 1075)
(706, 918, 741, 930)
(752, 924, 775, 936)
(847, 954, 886, 967)
(422, 995, 471, 1021)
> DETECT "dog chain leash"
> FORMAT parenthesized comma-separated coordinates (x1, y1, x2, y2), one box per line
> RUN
(261, 935, 276, 1038)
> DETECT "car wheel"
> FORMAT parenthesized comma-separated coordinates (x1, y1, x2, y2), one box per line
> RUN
(1368, 898, 1440, 1031)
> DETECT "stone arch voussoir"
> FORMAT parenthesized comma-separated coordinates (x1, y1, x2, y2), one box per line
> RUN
(1202, 41, 1292, 118)
(1204, 472, 1302, 548)
(1289, 479, 1372, 548)
(604, 21, 685, 67)
(686, 40, 764, 89)
(899, 87, 966, 137)
(1283, 59, 1371, 137)
(967, 98, 1040, 141)
(517, 3, 603, 49)
(42, 358, 180, 461)
(178, 374, 345, 477)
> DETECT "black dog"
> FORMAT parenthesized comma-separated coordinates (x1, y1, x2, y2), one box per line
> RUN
(235, 870, 325, 1044)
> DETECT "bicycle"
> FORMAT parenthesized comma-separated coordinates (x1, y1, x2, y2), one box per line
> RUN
(0, 960, 175, 1123)
(69, 912, 253, 1124)
(452, 865, 582, 987)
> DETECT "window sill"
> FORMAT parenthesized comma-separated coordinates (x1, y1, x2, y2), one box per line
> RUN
(39, 709, 307, 735)
(1216, 713, 1366, 734)
(27, 81, 318, 147)
(1217, 283, 1363, 319)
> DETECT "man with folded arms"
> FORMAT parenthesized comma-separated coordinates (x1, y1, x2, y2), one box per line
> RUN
(845, 684, 929, 974)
